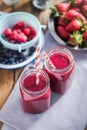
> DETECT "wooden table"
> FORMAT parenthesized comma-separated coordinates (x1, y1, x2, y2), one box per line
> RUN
(0, 0, 87, 130)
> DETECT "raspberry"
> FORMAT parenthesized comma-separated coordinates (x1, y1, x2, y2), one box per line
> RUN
(13, 21, 25, 29)
(4, 28, 12, 37)
(29, 29, 36, 40)
(23, 28, 31, 36)
(15, 29, 22, 34)
(17, 33, 28, 43)
(10, 30, 18, 40)
(17, 21, 25, 28)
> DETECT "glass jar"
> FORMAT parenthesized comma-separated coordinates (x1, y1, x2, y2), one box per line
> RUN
(19, 68, 51, 114)
(44, 46, 75, 94)
(33, 0, 51, 10)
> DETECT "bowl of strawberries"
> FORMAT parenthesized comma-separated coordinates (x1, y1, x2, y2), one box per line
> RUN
(0, 12, 41, 52)
(48, 0, 87, 50)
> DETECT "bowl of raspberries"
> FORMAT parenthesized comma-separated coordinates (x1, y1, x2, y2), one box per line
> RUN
(0, 12, 41, 52)
(49, 0, 87, 50)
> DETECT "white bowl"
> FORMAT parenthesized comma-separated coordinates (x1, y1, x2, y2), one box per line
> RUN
(0, 12, 41, 52)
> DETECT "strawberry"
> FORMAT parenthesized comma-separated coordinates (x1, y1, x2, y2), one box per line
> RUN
(65, 19, 82, 32)
(68, 37, 77, 46)
(23, 27, 31, 36)
(56, 3, 70, 13)
(58, 15, 68, 26)
(82, 5, 87, 18)
(70, 0, 83, 5)
(78, 13, 86, 22)
(70, 7, 80, 12)
(65, 10, 79, 21)
(64, 9, 86, 22)
(58, 17, 66, 26)
(83, 32, 87, 41)
(68, 31, 83, 46)
(4, 28, 12, 37)
(57, 26, 69, 39)
(83, 0, 87, 4)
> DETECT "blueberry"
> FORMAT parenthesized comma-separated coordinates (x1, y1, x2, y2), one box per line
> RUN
(6, 53, 11, 58)
(0, 57, 3, 62)
(0, 50, 3, 55)
(13, 54, 18, 59)
(9, 57, 15, 64)
(30, 46, 36, 53)
(20, 53, 26, 60)
(1, 61, 5, 64)
(1, 34, 7, 41)
(0, 44, 3, 50)
(2, 49, 7, 54)
(4, 59, 9, 63)
(15, 60, 20, 64)
(29, 51, 33, 56)
(19, 58, 24, 62)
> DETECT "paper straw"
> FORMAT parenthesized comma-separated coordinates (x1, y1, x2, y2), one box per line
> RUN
(36, 45, 40, 85)
(43, 51, 55, 68)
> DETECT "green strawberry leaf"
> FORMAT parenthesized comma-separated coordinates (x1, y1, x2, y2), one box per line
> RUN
(79, 40, 87, 48)
(73, 45, 79, 50)
(70, 31, 83, 45)
(50, 6, 60, 17)
(69, 0, 75, 4)
(67, 41, 76, 46)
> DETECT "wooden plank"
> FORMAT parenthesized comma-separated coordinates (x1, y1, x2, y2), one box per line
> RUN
(0, 70, 14, 108)
(0, 0, 31, 12)
(15, 68, 23, 82)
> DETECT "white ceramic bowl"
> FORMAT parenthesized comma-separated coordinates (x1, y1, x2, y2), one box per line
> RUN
(0, 12, 41, 52)
(3, 0, 20, 5)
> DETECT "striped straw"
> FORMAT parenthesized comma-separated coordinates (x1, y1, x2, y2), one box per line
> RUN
(43, 51, 55, 68)
(36, 45, 40, 85)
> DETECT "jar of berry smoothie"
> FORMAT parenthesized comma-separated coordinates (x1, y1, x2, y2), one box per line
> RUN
(44, 46, 75, 94)
(19, 68, 51, 114)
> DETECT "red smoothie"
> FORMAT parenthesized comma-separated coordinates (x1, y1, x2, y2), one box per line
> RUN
(44, 46, 75, 94)
(20, 69, 51, 114)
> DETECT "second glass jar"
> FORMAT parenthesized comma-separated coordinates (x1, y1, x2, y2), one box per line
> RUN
(44, 46, 75, 94)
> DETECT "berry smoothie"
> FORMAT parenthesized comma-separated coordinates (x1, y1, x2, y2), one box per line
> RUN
(20, 69, 51, 114)
(44, 46, 75, 94)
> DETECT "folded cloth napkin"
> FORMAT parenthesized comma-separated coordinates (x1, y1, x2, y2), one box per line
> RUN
(1, 31, 87, 130)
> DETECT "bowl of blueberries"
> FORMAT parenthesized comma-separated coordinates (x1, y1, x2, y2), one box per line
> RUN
(0, 12, 41, 52)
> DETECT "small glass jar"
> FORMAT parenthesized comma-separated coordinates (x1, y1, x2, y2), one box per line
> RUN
(19, 68, 51, 114)
(33, 0, 51, 10)
(44, 46, 75, 94)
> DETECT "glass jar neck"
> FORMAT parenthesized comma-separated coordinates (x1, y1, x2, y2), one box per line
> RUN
(45, 46, 74, 74)
(20, 69, 50, 95)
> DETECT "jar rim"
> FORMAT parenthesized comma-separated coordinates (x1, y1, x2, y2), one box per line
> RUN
(45, 46, 74, 73)
(20, 68, 50, 95)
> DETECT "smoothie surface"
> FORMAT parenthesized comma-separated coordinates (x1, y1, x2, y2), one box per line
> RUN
(23, 75, 46, 92)
(50, 53, 70, 69)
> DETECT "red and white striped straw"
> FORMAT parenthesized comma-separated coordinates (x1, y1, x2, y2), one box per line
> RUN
(36, 45, 40, 85)
(43, 51, 55, 68)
